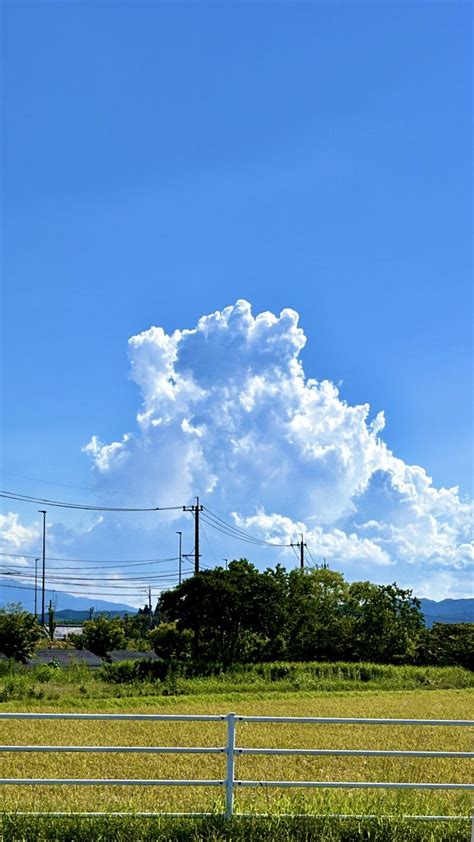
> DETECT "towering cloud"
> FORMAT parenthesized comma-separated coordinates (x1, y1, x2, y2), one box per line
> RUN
(83, 300, 472, 597)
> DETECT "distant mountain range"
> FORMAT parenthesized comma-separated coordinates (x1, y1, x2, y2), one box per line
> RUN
(55, 608, 131, 622)
(419, 598, 474, 627)
(0, 578, 135, 614)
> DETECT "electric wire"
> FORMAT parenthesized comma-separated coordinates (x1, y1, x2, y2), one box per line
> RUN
(306, 546, 318, 566)
(49, 559, 177, 571)
(1, 578, 179, 591)
(202, 506, 292, 547)
(201, 510, 276, 545)
(0, 552, 179, 568)
(201, 512, 279, 547)
(0, 569, 180, 583)
(0, 581, 159, 598)
(3, 473, 94, 492)
(0, 490, 183, 512)
(291, 544, 301, 564)
(200, 522, 219, 567)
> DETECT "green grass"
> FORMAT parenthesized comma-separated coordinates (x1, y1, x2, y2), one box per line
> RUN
(0, 660, 472, 706)
(0, 813, 470, 841)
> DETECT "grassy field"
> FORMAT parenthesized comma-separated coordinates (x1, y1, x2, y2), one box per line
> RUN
(0, 690, 472, 820)
(0, 660, 472, 705)
(0, 663, 472, 839)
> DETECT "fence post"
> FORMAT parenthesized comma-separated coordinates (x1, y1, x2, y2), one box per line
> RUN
(225, 712, 236, 819)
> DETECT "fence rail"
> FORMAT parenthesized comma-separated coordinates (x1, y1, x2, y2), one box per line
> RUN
(0, 711, 472, 822)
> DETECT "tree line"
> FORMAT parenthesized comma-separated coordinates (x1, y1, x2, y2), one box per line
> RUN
(156, 560, 472, 668)
(0, 560, 472, 669)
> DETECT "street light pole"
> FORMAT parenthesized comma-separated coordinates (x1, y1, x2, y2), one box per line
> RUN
(38, 510, 47, 625)
(34, 558, 40, 619)
(176, 531, 182, 585)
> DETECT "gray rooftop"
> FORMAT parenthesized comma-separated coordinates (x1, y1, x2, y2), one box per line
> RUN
(27, 648, 103, 668)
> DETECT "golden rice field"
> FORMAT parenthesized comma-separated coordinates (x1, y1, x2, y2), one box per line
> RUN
(0, 689, 472, 819)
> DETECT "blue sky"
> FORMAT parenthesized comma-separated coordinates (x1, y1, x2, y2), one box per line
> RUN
(1, 1, 472, 605)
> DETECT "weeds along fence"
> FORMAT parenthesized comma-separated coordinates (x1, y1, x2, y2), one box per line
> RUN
(0, 712, 473, 824)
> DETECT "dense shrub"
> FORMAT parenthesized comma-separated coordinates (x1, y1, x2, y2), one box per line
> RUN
(99, 658, 174, 683)
(0, 605, 43, 662)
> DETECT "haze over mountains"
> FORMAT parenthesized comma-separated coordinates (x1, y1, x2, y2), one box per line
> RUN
(420, 599, 474, 628)
(0, 579, 134, 614)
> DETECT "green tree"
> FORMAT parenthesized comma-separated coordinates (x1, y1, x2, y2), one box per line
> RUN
(0, 605, 42, 662)
(347, 581, 424, 663)
(417, 623, 474, 670)
(122, 611, 152, 647)
(160, 560, 288, 665)
(286, 568, 352, 661)
(81, 615, 126, 658)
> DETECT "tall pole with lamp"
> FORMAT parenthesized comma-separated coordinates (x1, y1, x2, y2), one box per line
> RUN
(38, 510, 47, 626)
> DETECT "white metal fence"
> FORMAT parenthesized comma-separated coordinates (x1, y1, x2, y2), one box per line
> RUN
(0, 712, 472, 823)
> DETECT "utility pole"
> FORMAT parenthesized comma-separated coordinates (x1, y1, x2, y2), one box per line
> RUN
(183, 496, 203, 661)
(38, 510, 47, 625)
(148, 586, 152, 611)
(183, 496, 203, 575)
(223, 558, 228, 571)
(34, 558, 40, 619)
(176, 531, 182, 585)
(291, 534, 307, 572)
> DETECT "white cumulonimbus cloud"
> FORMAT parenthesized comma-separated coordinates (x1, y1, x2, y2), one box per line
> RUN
(81, 300, 472, 597)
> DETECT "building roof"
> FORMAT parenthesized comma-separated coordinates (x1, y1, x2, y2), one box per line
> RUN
(27, 648, 103, 668)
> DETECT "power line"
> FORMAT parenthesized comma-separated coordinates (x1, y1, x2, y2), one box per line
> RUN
(201, 511, 292, 550)
(52, 559, 177, 571)
(200, 512, 271, 547)
(0, 551, 178, 566)
(1, 574, 180, 596)
(202, 507, 291, 547)
(306, 546, 318, 567)
(2, 473, 94, 492)
(0, 569, 177, 587)
(200, 522, 218, 567)
(202, 509, 275, 545)
(0, 490, 183, 512)
(0, 568, 180, 583)
(291, 544, 301, 564)
(0, 581, 156, 598)
(200, 518, 289, 550)
(46, 559, 177, 571)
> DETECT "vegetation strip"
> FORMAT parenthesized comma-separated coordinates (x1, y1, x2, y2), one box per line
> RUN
(0, 813, 471, 841)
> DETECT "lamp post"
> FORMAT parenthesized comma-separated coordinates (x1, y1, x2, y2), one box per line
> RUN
(38, 510, 47, 626)
(176, 531, 182, 585)
(34, 558, 40, 619)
